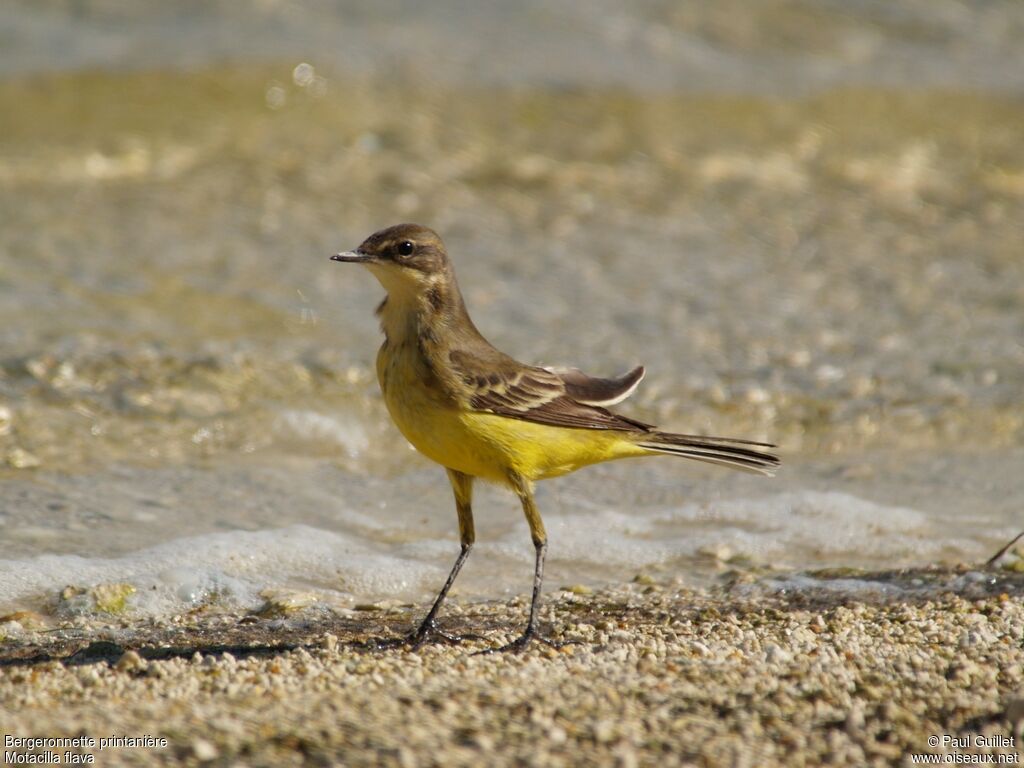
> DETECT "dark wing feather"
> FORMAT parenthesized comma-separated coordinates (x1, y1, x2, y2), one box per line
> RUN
(546, 365, 645, 406)
(448, 350, 653, 433)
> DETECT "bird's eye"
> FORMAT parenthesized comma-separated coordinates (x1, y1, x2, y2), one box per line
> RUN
(397, 241, 414, 257)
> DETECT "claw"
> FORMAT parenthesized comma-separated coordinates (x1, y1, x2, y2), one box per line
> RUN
(355, 618, 484, 651)
(473, 628, 579, 655)
(408, 620, 484, 649)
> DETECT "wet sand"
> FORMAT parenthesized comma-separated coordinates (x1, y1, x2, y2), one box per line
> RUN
(3, 568, 1024, 767)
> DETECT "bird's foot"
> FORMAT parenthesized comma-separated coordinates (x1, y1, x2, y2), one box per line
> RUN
(357, 618, 482, 651)
(474, 627, 579, 655)
(406, 618, 483, 650)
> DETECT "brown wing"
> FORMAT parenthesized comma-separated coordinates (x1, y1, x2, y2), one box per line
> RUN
(448, 350, 653, 433)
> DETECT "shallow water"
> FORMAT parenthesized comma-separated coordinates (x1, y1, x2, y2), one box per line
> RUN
(1, 3, 1022, 619)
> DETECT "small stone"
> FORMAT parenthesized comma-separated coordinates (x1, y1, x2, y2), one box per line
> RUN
(472, 733, 495, 751)
(691, 641, 712, 657)
(698, 544, 733, 561)
(845, 702, 865, 734)
(397, 747, 416, 768)
(0, 620, 25, 639)
(258, 588, 318, 616)
(0, 611, 46, 630)
(57, 583, 135, 617)
(191, 738, 218, 761)
(615, 746, 639, 768)
(563, 584, 593, 595)
(91, 582, 136, 614)
(115, 650, 145, 672)
(593, 719, 616, 743)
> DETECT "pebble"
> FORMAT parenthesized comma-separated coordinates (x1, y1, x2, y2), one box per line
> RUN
(764, 643, 791, 664)
(0, 580, 1022, 766)
(114, 650, 145, 672)
(191, 738, 218, 761)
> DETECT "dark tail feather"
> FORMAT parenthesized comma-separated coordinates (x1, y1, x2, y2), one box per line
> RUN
(636, 432, 780, 476)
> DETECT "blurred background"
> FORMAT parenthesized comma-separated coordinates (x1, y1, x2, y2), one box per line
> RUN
(1, 1, 1023, 619)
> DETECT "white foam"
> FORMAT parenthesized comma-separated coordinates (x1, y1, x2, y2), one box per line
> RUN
(0, 490, 998, 620)
(0, 525, 442, 617)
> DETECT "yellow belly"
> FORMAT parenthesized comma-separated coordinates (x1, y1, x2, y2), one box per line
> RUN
(377, 346, 645, 484)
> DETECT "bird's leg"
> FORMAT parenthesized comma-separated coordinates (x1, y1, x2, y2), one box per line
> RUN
(369, 469, 480, 649)
(477, 474, 575, 654)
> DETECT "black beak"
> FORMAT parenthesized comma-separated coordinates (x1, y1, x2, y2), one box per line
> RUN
(330, 250, 372, 263)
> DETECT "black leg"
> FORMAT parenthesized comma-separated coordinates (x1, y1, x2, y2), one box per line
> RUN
(363, 469, 481, 650)
(404, 542, 480, 648)
(525, 538, 547, 637)
(475, 475, 577, 654)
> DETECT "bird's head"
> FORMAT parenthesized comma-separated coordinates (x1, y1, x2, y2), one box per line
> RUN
(331, 223, 451, 296)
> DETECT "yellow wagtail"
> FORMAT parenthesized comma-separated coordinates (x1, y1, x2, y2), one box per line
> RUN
(331, 223, 778, 652)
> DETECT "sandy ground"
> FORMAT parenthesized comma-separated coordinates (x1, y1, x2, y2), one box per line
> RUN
(2, 568, 1024, 767)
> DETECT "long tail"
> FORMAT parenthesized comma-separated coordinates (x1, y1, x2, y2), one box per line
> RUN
(635, 432, 780, 476)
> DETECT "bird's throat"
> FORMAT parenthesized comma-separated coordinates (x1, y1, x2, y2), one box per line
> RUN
(377, 287, 427, 347)
(375, 273, 473, 349)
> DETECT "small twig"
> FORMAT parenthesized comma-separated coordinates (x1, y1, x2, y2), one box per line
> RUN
(985, 530, 1024, 568)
